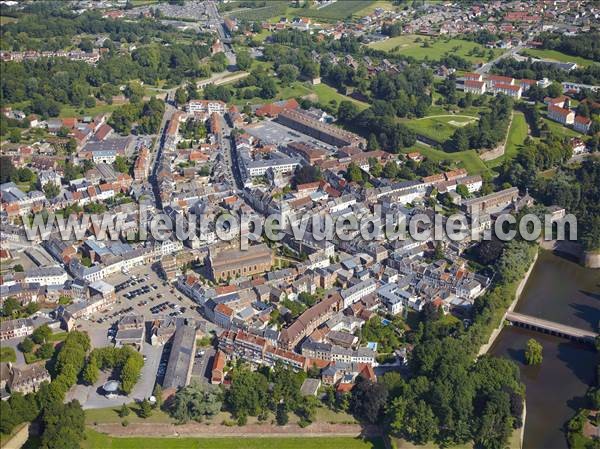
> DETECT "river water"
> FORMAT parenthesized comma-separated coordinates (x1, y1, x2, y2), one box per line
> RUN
(489, 250, 599, 449)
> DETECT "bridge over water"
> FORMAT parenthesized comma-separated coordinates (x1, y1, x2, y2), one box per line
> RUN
(505, 311, 598, 344)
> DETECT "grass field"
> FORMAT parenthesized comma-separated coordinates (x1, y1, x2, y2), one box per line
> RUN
(486, 111, 528, 169)
(59, 102, 121, 118)
(0, 347, 16, 363)
(82, 430, 385, 449)
(0, 15, 17, 24)
(542, 118, 583, 139)
(312, 84, 370, 110)
(403, 143, 489, 175)
(85, 406, 355, 427)
(393, 428, 521, 449)
(520, 48, 597, 67)
(295, 1, 375, 21)
(225, 1, 288, 21)
(369, 35, 501, 64)
(403, 115, 478, 144)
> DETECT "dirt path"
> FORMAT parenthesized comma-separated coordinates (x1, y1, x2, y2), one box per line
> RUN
(89, 422, 382, 439)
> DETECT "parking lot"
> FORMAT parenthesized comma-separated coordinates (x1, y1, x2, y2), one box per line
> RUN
(82, 266, 214, 331)
(243, 120, 336, 152)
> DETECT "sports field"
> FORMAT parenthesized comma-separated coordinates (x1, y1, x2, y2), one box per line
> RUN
(368, 35, 501, 64)
(81, 430, 385, 449)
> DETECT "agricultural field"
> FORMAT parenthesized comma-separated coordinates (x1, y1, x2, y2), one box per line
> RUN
(352, 0, 398, 17)
(486, 111, 528, 169)
(402, 143, 490, 176)
(519, 48, 597, 68)
(296, 0, 376, 21)
(81, 431, 385, 449)
(225, 1, 288, 22)
(369, 35, 502, 64)
(402, 115, 478, 144)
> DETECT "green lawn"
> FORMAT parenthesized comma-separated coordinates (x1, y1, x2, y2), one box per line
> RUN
(59, 102, 120, 118)
(230, 80, 313, 106)
(520, 48, 597, 68)
(82, 430, 385, 449)
(369, 35, 501, 64)
(542, 118, 583, 139)
(403, 143, 490, 175)
(85, 407, 174, 426)
(312, 84, 370, 111)
(402, 115, 478, 144)
(0, 347, 16, 363)
(393, 428, 521, 449)
(486, 111, 528, 169)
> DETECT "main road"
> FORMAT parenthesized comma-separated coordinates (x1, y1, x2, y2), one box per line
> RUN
(476, 44, 524, 74)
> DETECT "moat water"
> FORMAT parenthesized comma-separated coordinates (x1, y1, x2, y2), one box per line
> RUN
(490, 250, 599, 449)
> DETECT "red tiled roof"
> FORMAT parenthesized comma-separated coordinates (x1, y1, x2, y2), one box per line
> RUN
(548, 104, 573, 117)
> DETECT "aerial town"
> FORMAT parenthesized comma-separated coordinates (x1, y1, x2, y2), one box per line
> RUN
(0, 1, 599, 449)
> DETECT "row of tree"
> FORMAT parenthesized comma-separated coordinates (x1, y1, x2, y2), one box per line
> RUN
(0, 331, 90, 448)
(81, 346, 144, 395)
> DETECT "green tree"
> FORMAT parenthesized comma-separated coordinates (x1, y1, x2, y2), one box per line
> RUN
(367, 133, 380, 151)
(168, 382, 222, 423)
(39, 400, 85, 449)
(153, 384, 163, 409)
(403, 399, 438, 444)
(236, 50, 252, 71)
(18, 337, 34, 353)
(138, 399, 153, 419)
(346, 162, 364, 183)
(277, 64, 299, 86)
(174, 87, 189, 106)
(524, 338, 543, 365)
(474, 391, 514, 449)
(350, 379, 388, 424)
(276, 402, 289, 425)
(43, 182, 61, 199)
(337, 100, 359, 124)
(225, 369, 269, 418)
(118, 404, 130, 418)
(113, 155, 130, 174)
(35, 343, 55, 360)
(456, 184, 470, 198)
(32, 324, 52, 344)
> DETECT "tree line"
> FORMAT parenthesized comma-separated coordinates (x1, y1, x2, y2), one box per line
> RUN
(0, 331, 91, 449)
(538, 31, 600, 63)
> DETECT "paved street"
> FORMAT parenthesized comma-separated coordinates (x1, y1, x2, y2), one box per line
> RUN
(191, 347, 215, 383)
